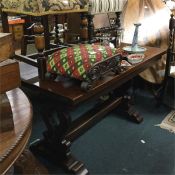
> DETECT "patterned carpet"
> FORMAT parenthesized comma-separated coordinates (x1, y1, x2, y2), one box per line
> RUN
(158, 110, 175, 133)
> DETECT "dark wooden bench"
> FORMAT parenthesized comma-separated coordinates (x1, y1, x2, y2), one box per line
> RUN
(19, 44, 166, 174)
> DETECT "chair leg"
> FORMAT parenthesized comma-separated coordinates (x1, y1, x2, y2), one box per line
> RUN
(162, 76, 175, 109)
(21, 35, 28, 55)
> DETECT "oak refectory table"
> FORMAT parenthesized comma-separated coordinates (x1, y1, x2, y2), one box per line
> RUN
(20, 45, 167, 175)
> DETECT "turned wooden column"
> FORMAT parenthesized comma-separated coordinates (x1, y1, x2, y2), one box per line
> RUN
(54, 15, 60, 45)
(41, 15, 50, 50)
(33, 22, 46, 80)
(115, 11, 122, 28)
(87, 14, 94, 43)
(164, 14, 174, 83)
(1, 11, 9, 33)
(115, 11, 123, 48)
(80, 13, 88, 43)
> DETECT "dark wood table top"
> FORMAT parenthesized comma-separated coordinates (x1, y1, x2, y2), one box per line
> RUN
(23, 46, 167, 106)
(0, 88, 33, 175)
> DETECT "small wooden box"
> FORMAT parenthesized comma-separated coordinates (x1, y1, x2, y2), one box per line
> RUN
(0, 59, 21, 93)
(0, 33, 14, 61)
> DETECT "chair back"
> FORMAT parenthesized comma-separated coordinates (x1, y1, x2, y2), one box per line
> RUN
(163, 14, 175, 109)
(165, 14, 175, 81)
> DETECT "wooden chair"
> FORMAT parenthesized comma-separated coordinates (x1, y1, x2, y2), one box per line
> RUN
(20, 15, 35, 55)
(19, 15, 66, 55)
(162, 14, 175, 109)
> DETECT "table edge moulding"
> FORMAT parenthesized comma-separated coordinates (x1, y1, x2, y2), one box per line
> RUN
(0, 88, 33, 175)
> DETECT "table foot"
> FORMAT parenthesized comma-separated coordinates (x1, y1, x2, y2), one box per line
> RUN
(63, 154, 89, 175)
(30, 139, 89, 175)
(126, 105, 143, 123)
(116, 95, 143, 123)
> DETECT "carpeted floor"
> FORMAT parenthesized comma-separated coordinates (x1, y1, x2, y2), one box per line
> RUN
(23, 85, 175, 175)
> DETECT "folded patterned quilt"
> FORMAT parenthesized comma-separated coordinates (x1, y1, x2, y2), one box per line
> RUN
(47, 44, 119, 81)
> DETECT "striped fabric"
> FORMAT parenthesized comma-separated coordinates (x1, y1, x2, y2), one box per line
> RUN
(88, 0, 127, 14)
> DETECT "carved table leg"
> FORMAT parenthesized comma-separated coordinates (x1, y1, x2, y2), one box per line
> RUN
(60, 140, 89, 175)
(14, 149, 48, 175)
(30, 107, 89, 175)
(30, 138, 88, 175)
(116, 95, 143, 123)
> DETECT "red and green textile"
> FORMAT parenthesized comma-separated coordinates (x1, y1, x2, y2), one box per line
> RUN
(47, 44, 118, 81)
